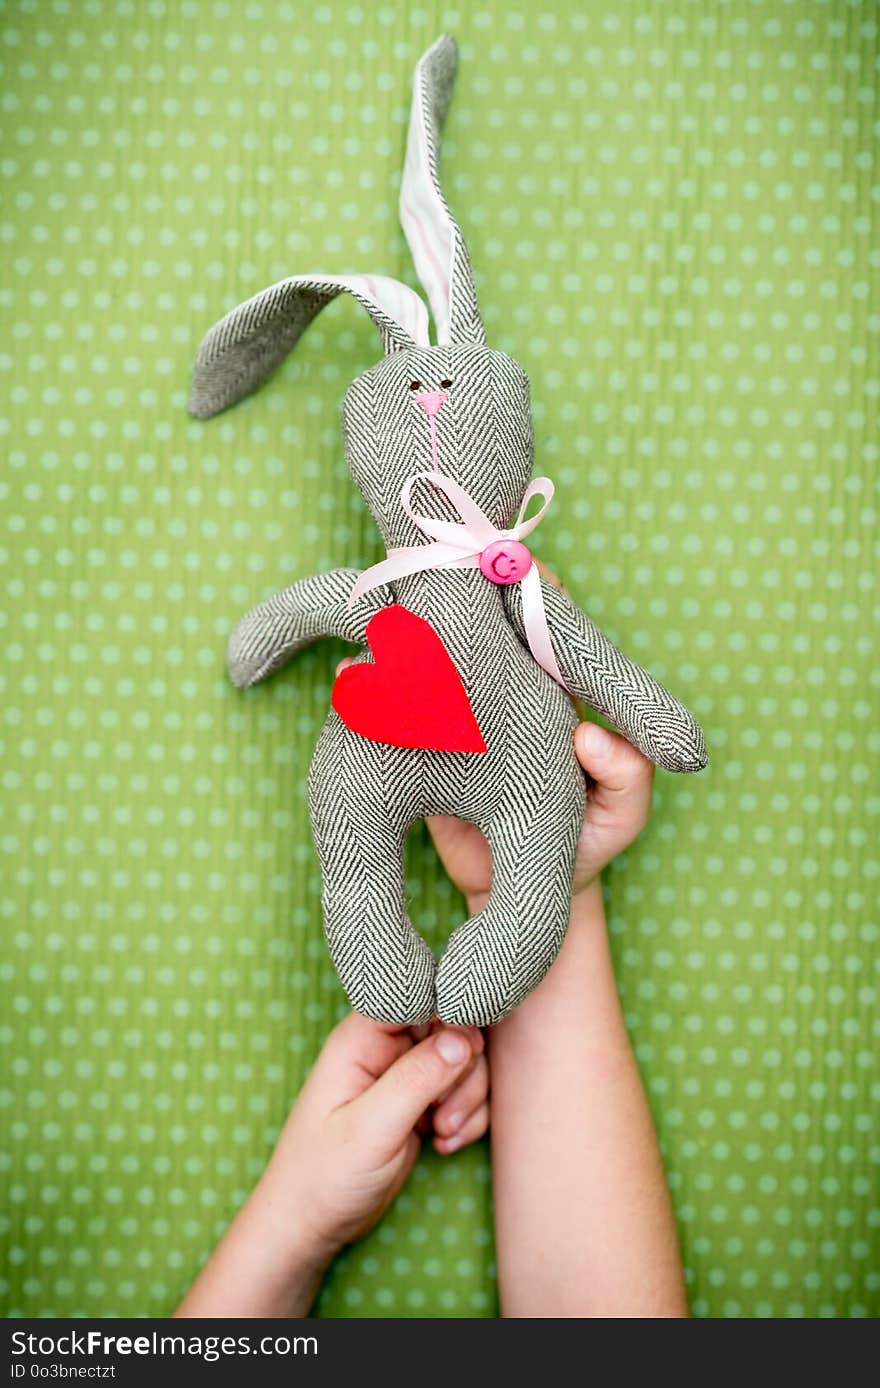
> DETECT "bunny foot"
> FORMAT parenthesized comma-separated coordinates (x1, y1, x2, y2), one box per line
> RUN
(338, 928, 437, 1027)
(435, 904, 567, 1029)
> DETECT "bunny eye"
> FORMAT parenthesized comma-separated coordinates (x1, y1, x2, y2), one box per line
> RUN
(440, 377, 452, 388)
(409, 379, 423, 391)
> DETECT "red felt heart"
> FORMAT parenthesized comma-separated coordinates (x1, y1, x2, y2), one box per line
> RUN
(331, 604, 486, 754)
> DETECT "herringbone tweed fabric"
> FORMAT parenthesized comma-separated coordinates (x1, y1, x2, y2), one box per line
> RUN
(224, 344, 706, 1026)
(188, 277, 421, 420)
(226, 568, 391, 690)
(195, 34, 708, 1026)
(504, 577, 708, 775)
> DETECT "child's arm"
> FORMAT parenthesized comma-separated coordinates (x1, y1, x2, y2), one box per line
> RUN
(427, 722, 689, 1318)
(490, 727, 688, 1316)
(174, 1016, 486, 1318)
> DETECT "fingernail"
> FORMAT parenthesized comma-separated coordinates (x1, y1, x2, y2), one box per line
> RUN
(445, 1110, 463, 1132)
(441, 1133, 463, 1152)
(435, 1030, 470, 1065)
(579, 723, 609, 756)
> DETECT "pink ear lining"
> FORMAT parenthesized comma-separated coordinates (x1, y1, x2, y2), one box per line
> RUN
(188, 272, 431, 418)
(335, 273, 431, 348)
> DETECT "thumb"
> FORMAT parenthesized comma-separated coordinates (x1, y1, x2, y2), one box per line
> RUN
(575, 722, 654, 846)
(351, 1029, 474, 1160)
(576, 722, 654, 798)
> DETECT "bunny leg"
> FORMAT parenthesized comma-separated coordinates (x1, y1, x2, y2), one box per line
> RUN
(435, 767, 585, 1028)
(309, 729, 436, 1026)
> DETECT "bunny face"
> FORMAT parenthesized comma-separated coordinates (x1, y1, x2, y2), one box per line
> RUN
(341, 344, 534, 549)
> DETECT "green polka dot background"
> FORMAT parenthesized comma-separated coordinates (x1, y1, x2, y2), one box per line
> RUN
(1, 0, 877, 1319)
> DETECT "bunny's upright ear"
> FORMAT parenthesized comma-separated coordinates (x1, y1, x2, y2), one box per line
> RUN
(188, 273, 430, 419)
(400, 35, 485, 348)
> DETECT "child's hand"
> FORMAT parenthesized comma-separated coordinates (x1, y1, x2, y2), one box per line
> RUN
(427, 720, 653, 911)
(266, 1015, 487, 1262)
(426, 718, 653, 913)
(176, 1015, 486, 1317)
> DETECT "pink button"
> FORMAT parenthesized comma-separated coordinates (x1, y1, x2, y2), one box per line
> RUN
(479, 538, 533, 585)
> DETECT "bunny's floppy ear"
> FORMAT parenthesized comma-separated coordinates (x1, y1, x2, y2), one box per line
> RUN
(400, 35, 486, 348)
(188, 273, 430, 419)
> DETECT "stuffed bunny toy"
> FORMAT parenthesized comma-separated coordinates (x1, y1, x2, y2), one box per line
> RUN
(189, 34, 707, 1028)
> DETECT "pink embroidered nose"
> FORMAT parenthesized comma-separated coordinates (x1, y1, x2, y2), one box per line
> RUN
(479, 538, 533, 585)
(413, 389, 448, 417)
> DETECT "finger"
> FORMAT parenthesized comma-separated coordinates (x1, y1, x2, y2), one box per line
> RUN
(429, 1020, 484, 1057)
(335, 656, 355, 677)
(327, 1010, 414, 1058)
(432, 1054, 489, 1138)
(351, 1028, 475, 1159)
(575, 722, 654, 801)
(411, 1025, 484, 1115)
(434, 1100, 490, 1155)
(426, 1023, 484, 1106)
(317, 1012, 414, 1103)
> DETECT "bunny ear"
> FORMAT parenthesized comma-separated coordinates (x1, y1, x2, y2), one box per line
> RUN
(188, 273, 430, 419)
(400, 35, 486, 348)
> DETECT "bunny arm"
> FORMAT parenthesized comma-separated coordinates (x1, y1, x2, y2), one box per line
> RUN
(503, 575, 707, 774)
(227, 568, 391, 689)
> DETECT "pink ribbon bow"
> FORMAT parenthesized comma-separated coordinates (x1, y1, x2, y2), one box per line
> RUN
(348, 470, 566, 689)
